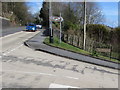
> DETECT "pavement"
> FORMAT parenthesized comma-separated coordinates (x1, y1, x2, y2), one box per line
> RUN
(25, 30, 119, 70)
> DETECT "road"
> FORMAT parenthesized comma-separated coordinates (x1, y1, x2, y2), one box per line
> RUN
(1, 26, 26, 37)
(0, 27, 119, 89)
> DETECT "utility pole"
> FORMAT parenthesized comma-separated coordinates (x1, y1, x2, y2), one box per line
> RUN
(49, 1, 53, 43)
(83, 0, 86, 50)
(60, 12, 62, 43)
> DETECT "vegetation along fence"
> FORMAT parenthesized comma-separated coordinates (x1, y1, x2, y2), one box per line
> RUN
(53, 29, 119, 61)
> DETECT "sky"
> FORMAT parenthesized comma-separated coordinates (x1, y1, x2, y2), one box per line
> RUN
(98, 2, 118, 27)
(26, 1, 118, 28)
(26, 2, 43, 15)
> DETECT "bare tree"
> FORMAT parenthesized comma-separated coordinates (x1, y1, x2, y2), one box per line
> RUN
(74, 2, 104, 25)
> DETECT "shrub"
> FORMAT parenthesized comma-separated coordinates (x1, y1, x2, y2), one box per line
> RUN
(86, 24, 109, 43)
(114, 27, 120, 60)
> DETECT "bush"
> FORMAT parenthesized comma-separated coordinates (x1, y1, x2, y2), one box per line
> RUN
(64, 21, 79, 31)
(86, 24, 109, 43)
(114, 27, 120, 60)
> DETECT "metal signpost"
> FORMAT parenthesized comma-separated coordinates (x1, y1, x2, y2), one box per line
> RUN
(50, 15, 63, 43)
(60, 13, 62, 43)
(59, 13, 63, 43)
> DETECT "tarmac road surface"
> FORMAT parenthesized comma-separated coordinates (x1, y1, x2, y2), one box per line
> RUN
(1, 26, 26, 37)
(0, 28, 119, 89)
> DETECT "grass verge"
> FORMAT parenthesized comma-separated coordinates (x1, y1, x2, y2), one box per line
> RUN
(44, 37, 120, 63)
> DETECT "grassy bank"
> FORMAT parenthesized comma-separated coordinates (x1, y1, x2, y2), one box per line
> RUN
(44, 37, 120, 63)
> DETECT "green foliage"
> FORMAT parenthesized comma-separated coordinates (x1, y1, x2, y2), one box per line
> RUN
(44, 37, 120, 63)
(39, 2, 49, 27)
(64, 21, 79, 31)
(34, 17, 41, 24)
(92, 49, 98, 56)
(62, 3, 78, 31)
(53, 22, 59, 28)
(114, 27, 120, 37)
(44, 37, 90, 55)
(114, 27, 120, 60)
(2, 2, 33, 25)
(86, 24, 109, 43)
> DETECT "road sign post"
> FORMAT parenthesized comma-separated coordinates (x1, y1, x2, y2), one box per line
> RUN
(50, 15, 63, 43)
(60, 13, 61, 43)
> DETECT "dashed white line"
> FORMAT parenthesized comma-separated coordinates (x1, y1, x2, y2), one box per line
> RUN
(64, 76, 79, 80)
(3, 44, 23, 56)
(2, 70, 79, 80)
(49, 83, 79, 88)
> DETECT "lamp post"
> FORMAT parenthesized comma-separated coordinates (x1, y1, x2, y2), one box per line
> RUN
(49, 1, 53, 43)
(83, 0, 86, 50)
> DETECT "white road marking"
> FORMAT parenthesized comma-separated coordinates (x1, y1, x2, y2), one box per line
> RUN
(49, 83, 79, 88)
(64, 76, 79, 80)
(2, 70, 79, 80)
(2, 31, 40, 55)
(3, 44, 23, 56)
(3, 70, 56, 76)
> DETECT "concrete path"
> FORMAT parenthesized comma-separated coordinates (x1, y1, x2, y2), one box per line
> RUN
(24, 30, 119, 70)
